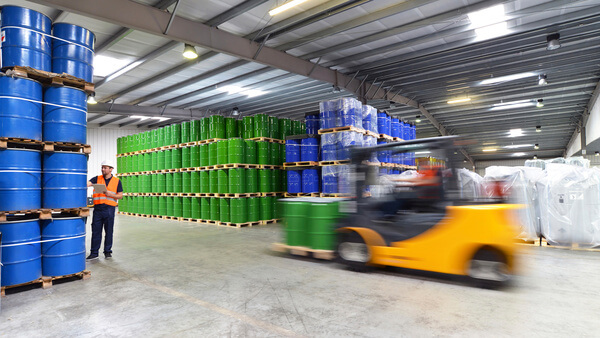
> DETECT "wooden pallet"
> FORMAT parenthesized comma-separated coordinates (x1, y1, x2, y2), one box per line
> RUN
(319, 193, 352, 198)
(1, 270, 91, 297)
(392, 137, 405, 142)
(249, 137, 282, 143)
(283, 161, 319, 168)
(222, 163, 260, 169)
(179, 218, 197, 222)
(365, 130, 379, 138)
(261, 192, 281, 197)
(3, 66, 95, 94)
(0, 137, 44, 150)
(283, 192, 320, 198)
(319, 160, 350, 166)
(198, 219, 220, 225)
(261, 219, 280, 225)
(198, 138, 225, 145)
(0, 207, 89, 222)
(271, 243, 335, 260)
(179, 142, 197, 147)
(378, 134, 394, 141)
(180, 167, 197, 172)
(259, 165, 283, 170)
(45, 142, 93, 154)
(212, 193, 261, 198)
(219, 221, 261, 228)
(318, 126, 365, 135)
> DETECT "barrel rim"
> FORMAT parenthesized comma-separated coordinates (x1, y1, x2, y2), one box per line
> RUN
(44, 85, 88, 94)
(0, 147, 42, 153)
(51, 22, 97, 43)
(43, 215, 84, 221)
(0, 5, 53, 24)
(0, 73, 43, 85)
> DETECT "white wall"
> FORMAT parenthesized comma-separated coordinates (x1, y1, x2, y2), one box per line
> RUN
(567, 86, 600, 157)
(87, 126, 141, 180)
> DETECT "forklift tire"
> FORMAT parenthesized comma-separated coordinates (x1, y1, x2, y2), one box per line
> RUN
(468, 248, 510, 289)
(336, 231, 371, 272)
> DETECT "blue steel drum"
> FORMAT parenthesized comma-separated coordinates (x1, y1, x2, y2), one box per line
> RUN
(319, 101, 336, 129)
(385, 114, 391, 136)
(43, 86, 87, 143)
(403, 122, 410, 140)
(377, 112, 389, 135)
(322, 166, 338, 194)
(302, 169, 319, 193)
(0, 75, 43, 140)
(391, 118, 400, 138)
(0, 217, 42, 286)
(42, 152, 87, 208)
(52, 23, 95, 82)
(321, 133, 338, 161)
(0, 6, 52, 71)
(377, 140, 389, 163)
(285, 139, 300, 162)
(305, 114, 319, 134)
(300, 138, 318, 162)
(399, 121, 405, 140)
(0, 148, 41, 211)
(287, 170, 301, 193)
(40, 216, 85, 276)
(411, 123, 416, 140)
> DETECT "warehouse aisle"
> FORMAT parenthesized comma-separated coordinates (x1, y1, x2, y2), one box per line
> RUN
(1, 215, 599, 336)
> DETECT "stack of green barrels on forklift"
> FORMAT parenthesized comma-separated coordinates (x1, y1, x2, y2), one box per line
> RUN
(116, 114, 306, 155)
(279, 198, 346, 251)
(118, 196, 280, 223)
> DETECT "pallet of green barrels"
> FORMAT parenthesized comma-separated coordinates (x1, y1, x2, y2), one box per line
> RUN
(273, 197, 347, 259)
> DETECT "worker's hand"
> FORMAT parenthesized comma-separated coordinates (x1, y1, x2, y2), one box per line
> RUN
(105, 191, 114, 198)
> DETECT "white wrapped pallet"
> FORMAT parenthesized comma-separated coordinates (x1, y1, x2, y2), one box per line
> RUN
(457, 168, 484, 199)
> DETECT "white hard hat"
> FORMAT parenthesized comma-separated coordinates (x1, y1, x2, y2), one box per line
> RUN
(101, 160, 114, 168)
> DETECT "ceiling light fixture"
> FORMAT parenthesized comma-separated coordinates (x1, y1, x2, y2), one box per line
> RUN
(480, 72, 537, 85)
(482, 148, 497, 152)
(447, 97, 471, 104)
(269, 0, 308, 16)
(513, 152, 527, 157)
(231, 107, 240, 116)
(468, 5, 509, 40)
(596, 151, 599, 157)
(546, 33, 561, 51)
(536, 99, 544, 108)
(538, 74, 547, 85)
(87, 94, 97, 105)
(131, 115, 150, 120)
(536, 125, 542, 133)
(504, 144, 532, 149)
(533, 155, 538, 159)
(182, 44, 198, 59)
(534, 144, 539, 150)
(491, 100, 534, 111)
(415, 115, 421, 123)
(509, 128, 523, 137)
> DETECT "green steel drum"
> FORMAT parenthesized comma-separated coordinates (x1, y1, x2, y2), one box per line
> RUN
(159, 196, 167, 216)
(220, 198, 230, 223)
(208, 142, 218, 166)
(230, 198, 247, 224)
(129, 175, 137, 193)
(273, 197, 281, 219)
(182, 172, 191, 193)
(172, 148, 182, 169)
(171, 123, 182, 145)
(151, 174, 159, 193)
(309, 201, 340, 250)
(254, 114, 269, 137)
(245, 140, 257, 164)
(225, 117, 237, 138)
(163, 125, 171, 146)
(200, 171, 209, 193)
(129, 154, 137, 172)
(279, 118, 291, 139)
(173, 197, 183, 217)
(216, 140, 228, 165)
(190, 120, 200, 141)
(283, 199, 309, 246)
(269, 116, 279, 139)
(141, 175, 149, 193)
(164, 149, 172, 170)
(259, 196, 273, 220)
(217, 169, 228, 194)
(191, 197, 201, 219)
(151, 152, 158, 171)
(246, 169, 258, 193)
(133, 134, 140, 151)
(166, 173, 174, 193)
(237, 119, 243, 138)
(173, 172, 182, 193)
(201, 197, 210, 220)
(181, 121, 191, 143)
(272, 142, 281, 165)
(199, 144, 209, 167)
(300, 123, 306, 134)
(199, 117, 209, 140)
(209, 115, 225, 139)
(157, 173, 166, 193)
(272, 169, 282, 192)
(144, 153, 151, 171)
(247, 197, 259, 222)
(258, 169, 271, 193)
(152, 129, 160, 148)
(209, 197, 219, 220)
(182, 146, 191, 168)
(257, 141, 269, 165)
(143, 196, 151, 215)
(166, 196, 173, 216)
(242, 116, 254, 139)
(151, 196, 159, 215)
(158, 127, 165, 147)
(157, 151, 165, 170)
(209, 170, 218, 193)
(119, 195, 126, 212)
(190, 171, 200, 193)
(228, 168, 246, 194)
(292, 120, 303, 135)
(228, 138, 245, 164)
(191, 145, 200, 167)
(182, 197, 192, 218)
(280, 145, 286, 168)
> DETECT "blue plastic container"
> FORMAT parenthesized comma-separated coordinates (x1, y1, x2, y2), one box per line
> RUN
(285, 139, 300, 162)
(403, 122, 411, 141)
(339, 98, 355, 127)
(305, 114, 319, 134)
(0, 148, 42, 211)
(0, 75, 43, 140)
(302, 169, 319, 193)
(0, 6, 52, 71)
(377, 112, 389, 135)
(0, 217, 42, 286)
(321, 133, 338, 161)
(43, 86, 87, 143)
(377, 140, 390, 163)
(300, 138, 318, 162)
(40, 216, 85, 276)
(52, 23, 95, 82)
(391, 118, 400, 138)
(42, 152, 87, 209)
(287, 170, 301, 193)
(319, 101, 336, 129)
(322, 166, 338, 194)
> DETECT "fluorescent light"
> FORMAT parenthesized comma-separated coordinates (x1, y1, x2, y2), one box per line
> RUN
(493, 99, 531, 107)
(480, 72, 537, 85)
(509, 129, 523, 137)
(468, 5, 505, 27)
(415, 151, 431, 155)
(103, 60, 143, 83)
(482, 148, 497, 152)
(242, 89, 267, 98)
(491, 101, 534, 111)
(447, 97, 471, 104)
(93, 55, 132, 77)
(474, 22, 509, 40)
(151, 117, 170, 122)
(183, 44, 198, 59)
(504, 144, 532, 149)
(131, 115, 151, 120)
(512, 152, 527, 157)
(269, 0, 308, 16)
(218, 85, 268, 98)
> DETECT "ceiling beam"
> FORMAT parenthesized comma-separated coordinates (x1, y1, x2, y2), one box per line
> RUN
(118, 119, 141, 128)
(87, 114, 107, 122)
(99, 115, 129, 127)
(88, 102, 205, 119)
(204, 0, 269, 27)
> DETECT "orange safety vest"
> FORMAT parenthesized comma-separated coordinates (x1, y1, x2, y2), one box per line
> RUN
(92, 175, 120, 206)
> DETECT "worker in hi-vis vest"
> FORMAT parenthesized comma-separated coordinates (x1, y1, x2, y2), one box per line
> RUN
(86, 160, 123, 260)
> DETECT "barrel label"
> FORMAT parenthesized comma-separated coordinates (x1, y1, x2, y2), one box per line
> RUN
(1, 30, 4, 43)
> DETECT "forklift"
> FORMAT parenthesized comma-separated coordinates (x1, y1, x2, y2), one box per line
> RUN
(335, 136, 520, 288)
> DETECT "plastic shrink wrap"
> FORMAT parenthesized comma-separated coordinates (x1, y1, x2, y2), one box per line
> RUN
(457, 169, 484, 199)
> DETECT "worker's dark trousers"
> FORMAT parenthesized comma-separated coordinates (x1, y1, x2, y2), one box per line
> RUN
(90, 205, 115, 255)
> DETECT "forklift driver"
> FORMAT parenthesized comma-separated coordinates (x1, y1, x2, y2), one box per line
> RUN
(381, 166, 443, 217)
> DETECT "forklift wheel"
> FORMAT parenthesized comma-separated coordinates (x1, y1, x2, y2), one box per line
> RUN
(337, 231, 371, 272)
(468, 248, 510, 289)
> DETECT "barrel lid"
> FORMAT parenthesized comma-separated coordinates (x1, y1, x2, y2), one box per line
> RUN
(0, 147, 42, 153)
(52, 22, 97, 44)
(45, 215, 84, 221)
(0, 5, 53, 23)
(0, 214, 41, 224)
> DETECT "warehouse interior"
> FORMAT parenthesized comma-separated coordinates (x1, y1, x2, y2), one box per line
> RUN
(1, 0, 600, 335)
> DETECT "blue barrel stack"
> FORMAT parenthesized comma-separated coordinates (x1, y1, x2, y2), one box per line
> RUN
(0, 6, 94, 287)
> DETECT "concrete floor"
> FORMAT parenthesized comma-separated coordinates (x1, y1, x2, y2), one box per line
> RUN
(1, 213, 600, 337)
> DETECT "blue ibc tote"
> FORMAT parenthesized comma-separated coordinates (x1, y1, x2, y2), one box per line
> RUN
(321, 133, 338, 161)
(0, 148, 42, 211)
(52, 23, 95, 82)
(287, 170, 301, 193)
(0, 75, 43, 140)
(43, 86, 87, 144)
(300, 138, 318, 162)
(0, 217, 42, 286)
(40, 216, 85, 276)
(285, 139, 300, 162)
(42, 152, 87, 209)
(302, 169, 319, 193)
(322, 166, 338, 194)
(319, 101, 336, 129)
(0, 6, 52, 71)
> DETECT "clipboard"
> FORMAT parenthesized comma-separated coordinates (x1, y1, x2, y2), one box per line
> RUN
(92, 184, 108, 194)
